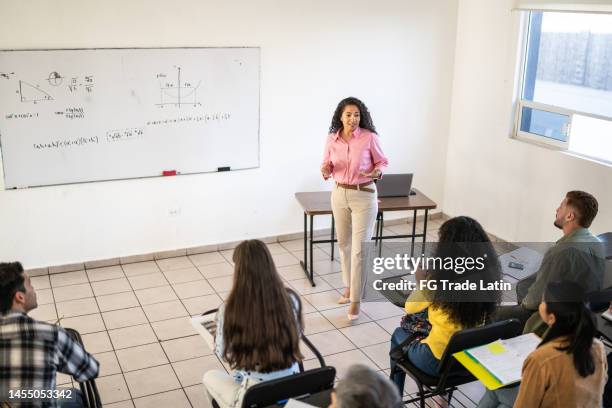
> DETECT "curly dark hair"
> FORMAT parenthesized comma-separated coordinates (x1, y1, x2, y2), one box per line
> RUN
(328, 97, 377, 134)
(429, 216, 501, 328)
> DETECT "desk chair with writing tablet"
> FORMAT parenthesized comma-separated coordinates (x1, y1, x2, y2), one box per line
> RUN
(389, 319, 521, 408)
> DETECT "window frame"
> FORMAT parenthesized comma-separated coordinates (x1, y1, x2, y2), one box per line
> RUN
(512, 10, 612, 164)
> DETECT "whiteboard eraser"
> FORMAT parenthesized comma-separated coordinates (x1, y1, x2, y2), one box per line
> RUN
(217, 167, 230, 172)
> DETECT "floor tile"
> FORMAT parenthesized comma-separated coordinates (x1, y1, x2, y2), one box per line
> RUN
(303, 290, 344, 311)
(189, 252, 226, 266)
(172, 279, 215, 299)
(303, 312, 335, 335)
(305, 329, 355, 356)
(377, 316, 401, 334)
(124, 364, 181, 398)
(105, 401, 135, 408)
(108, 323, 157, 350)
(50, 271, 88, 287)
(163, 266, 204, 284)
(56, 372, 73, 385)
(97, 291, 140, 312)
(82, 331, 113, 353)
(184, 383, 213, 408)
(361, 342, 391, 370)
(60, 313, 105, 335)
(36, 288, 54, 305)
(31, 275, 51, 289)
(127, 273, 168, 290)
(56, 297, 99, 318)
(122, 261, 160, 277)
(103, 307, 148, 330)
(91, 278, 132, 296)
(207, 275, 234, 293)
(320, 272, 344, 289)
(96, 350, 122, 377)
(360, 301, 404, 320)
(340, 321, 391, 348)
(134, 286, 178, 305)
(299, 296, 317, 314)
(116, 343, 169, 372)
(265, 243, 290, 255)
(52, 283, 94, 302)
(142, 300, 189, 322)
(197, 262, 234, 279)
(87, 265, 125, 282)
(323, 349, 380, 379)
(277, 264, 309, 281)
(133, 389, 190, 408)
(96, 374, 131, 404)
(271, 253, 300, 267)
(292, 248, 331, 263)
(151, 317, 198, 341)
(156, 256, 194, 272)
(311, 259, 342, 276)
(280, 239, 305, 252)
(181, 294, 223, 315)
(29, 303, 57, 322)
(161, 335, 213, 362)
(287, 278, 333, 295)
(172, 355, 224, 387)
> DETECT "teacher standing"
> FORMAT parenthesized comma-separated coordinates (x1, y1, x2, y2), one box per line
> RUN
(321, 97, 388, 321)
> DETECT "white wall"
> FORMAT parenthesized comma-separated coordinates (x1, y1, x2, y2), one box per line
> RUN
(443, 0, 612, 241)
(0, 0, 458, 268)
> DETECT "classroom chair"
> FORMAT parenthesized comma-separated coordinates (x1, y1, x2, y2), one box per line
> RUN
(64, 328, 103, 408)
(389, 319, 521, 408)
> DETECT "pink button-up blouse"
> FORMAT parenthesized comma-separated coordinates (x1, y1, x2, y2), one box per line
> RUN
(321, 127, 389, 185)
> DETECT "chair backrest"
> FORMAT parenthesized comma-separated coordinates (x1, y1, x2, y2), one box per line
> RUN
(598, 233, 612, 259)
(588, 286, 612, 312)
(64, 328, 103, 408)
(437, 319, 522, 375)
(241, 366, 336, 408)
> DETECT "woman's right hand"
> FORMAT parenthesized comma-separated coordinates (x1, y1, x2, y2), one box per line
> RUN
(321, 163, 332, 180)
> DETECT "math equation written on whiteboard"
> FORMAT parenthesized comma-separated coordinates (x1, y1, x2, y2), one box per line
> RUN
(0, 47, 260, 188)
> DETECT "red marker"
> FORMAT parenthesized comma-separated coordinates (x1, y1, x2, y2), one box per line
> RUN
(162, 170, 177, 176)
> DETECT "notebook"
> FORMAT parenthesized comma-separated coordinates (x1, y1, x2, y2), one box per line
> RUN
(463, 333, 540, 386)
(190, 313, 217, 350)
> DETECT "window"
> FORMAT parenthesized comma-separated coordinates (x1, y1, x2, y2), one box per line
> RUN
(515, 11, 612, 164)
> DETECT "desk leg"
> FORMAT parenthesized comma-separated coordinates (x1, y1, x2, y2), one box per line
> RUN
(331, 216, 335, 261)
(300, 212, 315, 286)
(422, 210, 429, 251)
(309, 214, 315, 286)
(410, 209, 417, 257)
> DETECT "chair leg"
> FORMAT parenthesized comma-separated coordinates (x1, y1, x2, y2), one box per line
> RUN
(447, 389, 454, 405)
(416, 382, 426, 408)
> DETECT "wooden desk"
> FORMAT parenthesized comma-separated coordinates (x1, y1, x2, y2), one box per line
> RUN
(295, 189, 437, 286)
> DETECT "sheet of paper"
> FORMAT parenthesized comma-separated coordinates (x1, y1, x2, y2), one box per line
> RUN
(466, 333, 540, 385)
(284, 399, 318, 408)
(190, 314, 217, 350)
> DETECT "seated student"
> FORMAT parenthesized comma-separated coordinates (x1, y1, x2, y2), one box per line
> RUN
(0, 262, 99, 408)
(203, 240, 303, 408)
(389, 216, 501, 393)
(496, 191, 604, 335)
(328, 364, 401, 408)
(478, 281, 607, 408)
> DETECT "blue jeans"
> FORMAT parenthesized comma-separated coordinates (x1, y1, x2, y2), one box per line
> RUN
(390, 326, 440, 394)
(476, 387, 519, 408)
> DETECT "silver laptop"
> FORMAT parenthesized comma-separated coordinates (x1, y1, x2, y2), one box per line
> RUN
(377, 173, 413, 197)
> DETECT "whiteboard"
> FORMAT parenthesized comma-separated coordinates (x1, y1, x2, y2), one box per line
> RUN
(0, 47, 260, 188)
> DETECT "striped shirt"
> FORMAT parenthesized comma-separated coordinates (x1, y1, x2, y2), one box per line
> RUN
(0, 311, 99, 407)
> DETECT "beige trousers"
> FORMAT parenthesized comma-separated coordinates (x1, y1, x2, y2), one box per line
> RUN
(331, 183, 378, 303)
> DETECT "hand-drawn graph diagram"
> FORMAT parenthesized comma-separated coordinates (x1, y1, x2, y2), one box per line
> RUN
(156, 66, 202, 108)
(19, 80, 54, 103)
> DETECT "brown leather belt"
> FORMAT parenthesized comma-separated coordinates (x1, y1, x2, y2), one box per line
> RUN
(336, 181, 375, 193)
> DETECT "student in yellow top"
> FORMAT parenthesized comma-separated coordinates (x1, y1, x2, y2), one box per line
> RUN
(477, 281, 607, 408)
(389, 216, 501, 394)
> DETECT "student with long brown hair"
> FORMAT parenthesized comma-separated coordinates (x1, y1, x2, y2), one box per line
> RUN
(203, 240, 304, 408)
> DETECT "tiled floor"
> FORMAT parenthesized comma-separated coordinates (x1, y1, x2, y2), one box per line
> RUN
(31, 221, 489, 408)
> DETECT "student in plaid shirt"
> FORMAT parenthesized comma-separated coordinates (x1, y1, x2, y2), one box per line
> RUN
(0, 262, 99, 407)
